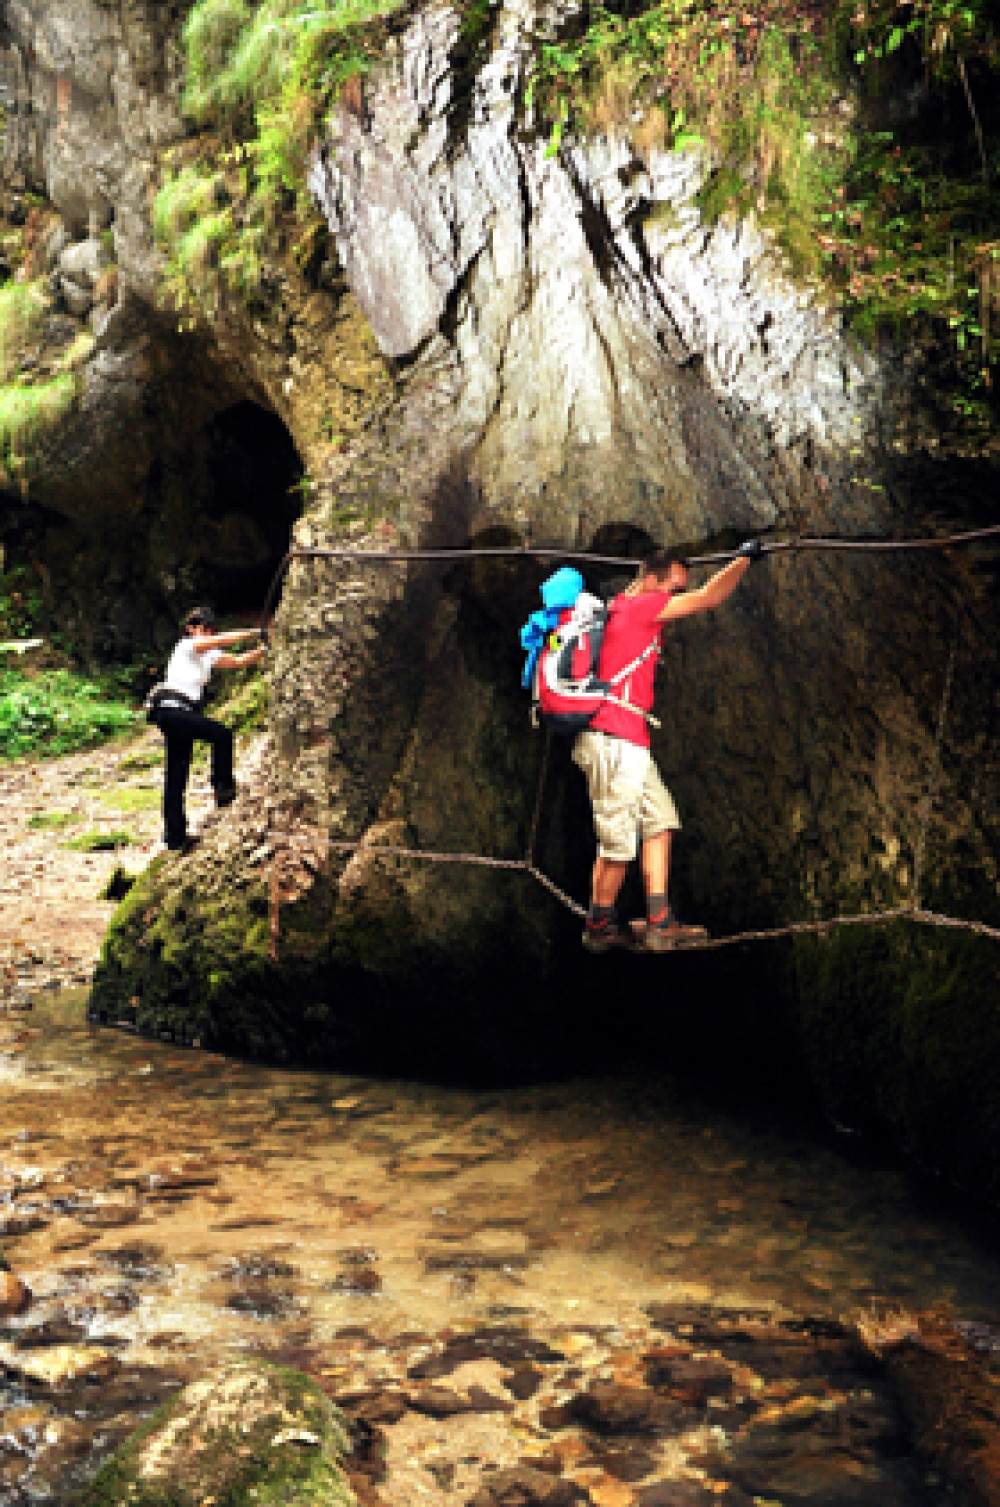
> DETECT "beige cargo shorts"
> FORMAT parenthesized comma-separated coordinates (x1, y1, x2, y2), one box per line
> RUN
(572, 728, 680, 863)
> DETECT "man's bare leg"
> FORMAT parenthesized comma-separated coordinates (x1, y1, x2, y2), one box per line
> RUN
(581, 854, 632, 950)
(637, 827, 707, 948)
(640, 829, 671, 902)
(591, 855, 630, 909)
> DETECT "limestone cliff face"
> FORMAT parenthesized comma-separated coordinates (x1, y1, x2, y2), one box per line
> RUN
(4, 0, 1000, 1185)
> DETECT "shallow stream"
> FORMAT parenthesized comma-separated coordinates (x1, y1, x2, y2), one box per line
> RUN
(1, 992, 999, 1505)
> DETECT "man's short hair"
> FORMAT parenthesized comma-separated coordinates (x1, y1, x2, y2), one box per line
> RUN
(640, 547, 687, 581)
(184, 605, 217, 631)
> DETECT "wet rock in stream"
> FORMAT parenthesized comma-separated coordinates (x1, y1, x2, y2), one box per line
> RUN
(329, 1248, 383, 1294)
(0, 1270, 31, 1317)
(467, 1465, 594, 1506)
(76, 1360, 355, 1507)
(567, 1380, 679, 1436)
(635, 1487, 753, 1507)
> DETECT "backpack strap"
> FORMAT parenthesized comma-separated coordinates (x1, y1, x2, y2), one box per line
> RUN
(605, 638, 659, 687)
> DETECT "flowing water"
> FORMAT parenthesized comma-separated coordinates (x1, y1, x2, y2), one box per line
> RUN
(1, 991, 999, 1505)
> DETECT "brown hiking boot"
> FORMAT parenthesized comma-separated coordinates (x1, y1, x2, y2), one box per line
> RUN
(630, 911, 709, 951)
(581, 916, 632, 953)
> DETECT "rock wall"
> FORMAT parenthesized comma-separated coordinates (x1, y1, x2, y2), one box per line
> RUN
(0, 0, 392, 655)
(3, 0, 999, 1186)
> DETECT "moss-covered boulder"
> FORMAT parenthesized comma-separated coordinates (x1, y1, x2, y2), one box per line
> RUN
(790, 917, 1000, 1198)
(75, 1360, 355, 1507)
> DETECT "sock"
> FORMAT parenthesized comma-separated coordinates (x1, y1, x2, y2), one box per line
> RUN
(587, 903, 618, 931)
(646, 893, 671, 929)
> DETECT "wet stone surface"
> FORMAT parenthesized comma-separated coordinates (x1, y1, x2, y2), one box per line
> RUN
(0, 992, 999, 1505)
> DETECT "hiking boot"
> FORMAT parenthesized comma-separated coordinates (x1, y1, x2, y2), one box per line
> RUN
(630, 911, 709, 951)
(167, 835, 200, 856)
(581, 917, 632, 953)
(214, 783, 237, 809)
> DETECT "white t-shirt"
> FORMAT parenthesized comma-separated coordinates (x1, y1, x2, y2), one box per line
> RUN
(162, 637, 222, 706)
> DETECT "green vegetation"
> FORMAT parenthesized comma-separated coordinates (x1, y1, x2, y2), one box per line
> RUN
(213, 662, 270, 733)
(0, 281, 77, 475)
(0, 282, 44, 374)
(0, 564, 44, 640)
(27, 810, 79, 829)
(118, 747, 164, 772)
(67, 829, 136, 851)
(0, 376, 75, 471)
(155, 0, 408, 312)
(0, 668, 139, 760)
(531, 0, 1000, 431)
(100, 786, 160, 812)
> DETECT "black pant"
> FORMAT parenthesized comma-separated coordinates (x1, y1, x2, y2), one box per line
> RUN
(156, 706, 234, 848)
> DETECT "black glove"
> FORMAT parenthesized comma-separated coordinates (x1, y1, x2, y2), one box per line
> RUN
(738, 538, 764, 560)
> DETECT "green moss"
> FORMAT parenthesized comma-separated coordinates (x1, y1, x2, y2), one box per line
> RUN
(792, 915, 1000, 1196)
(27, 810, 79, 829)
(92, 863, 305, 1055)
(75, 1360, 354, 1507)
(100, 786, 160, 812)
(67, 830, 136, 851)
(211, 665, 270, 733)
(118, 747, 164, 772)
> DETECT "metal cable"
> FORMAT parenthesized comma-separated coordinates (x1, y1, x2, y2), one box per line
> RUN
(525, 863, 588, 919)
(643, 906, 1000, 951)
(323, 839, 1000, 945)
(259, 522, 1000, 625)
(327, 838, 528, 871)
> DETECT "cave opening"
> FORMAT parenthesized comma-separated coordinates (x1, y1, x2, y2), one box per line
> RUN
(198, 401, 304, 618)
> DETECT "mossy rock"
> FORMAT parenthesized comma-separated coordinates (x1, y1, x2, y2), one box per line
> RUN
(790, 916, 1000, 1199)
(75, 1359, 356, 1507)
(91, 860, 308, 1058)
(90, 846, 577, 1076)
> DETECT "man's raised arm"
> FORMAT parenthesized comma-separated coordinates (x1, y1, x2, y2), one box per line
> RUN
(659, 541, 762, 622)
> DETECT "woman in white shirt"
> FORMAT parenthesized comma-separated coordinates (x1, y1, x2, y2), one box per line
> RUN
(153, 606, 266, 852)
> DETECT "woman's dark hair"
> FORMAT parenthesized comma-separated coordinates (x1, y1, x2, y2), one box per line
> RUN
(184, 605, 217, 631)
(640, 547, 687, 580)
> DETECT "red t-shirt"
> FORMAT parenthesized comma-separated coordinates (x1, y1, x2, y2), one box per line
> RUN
(590, 589, 671, 748)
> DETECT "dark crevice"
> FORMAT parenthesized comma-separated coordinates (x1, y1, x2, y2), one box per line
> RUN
(444, 0, 503, 160)
(195, 401, 304, 616)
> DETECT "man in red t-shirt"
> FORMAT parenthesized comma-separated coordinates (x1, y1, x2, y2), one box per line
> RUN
(573, 542, 761, 952)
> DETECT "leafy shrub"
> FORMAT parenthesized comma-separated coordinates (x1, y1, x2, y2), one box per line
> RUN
(0, 669, 140, 760)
